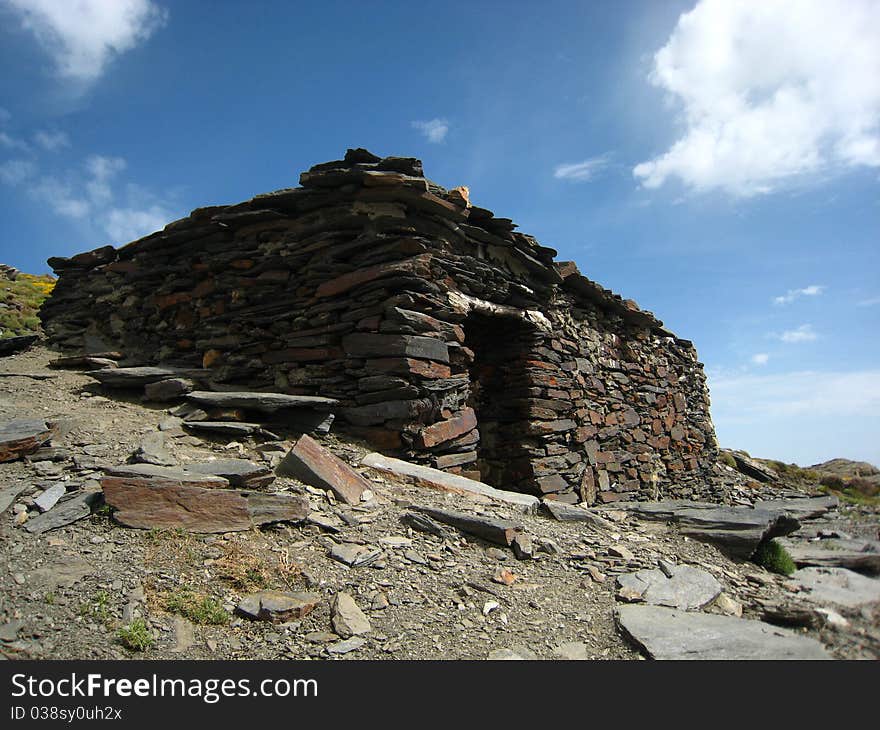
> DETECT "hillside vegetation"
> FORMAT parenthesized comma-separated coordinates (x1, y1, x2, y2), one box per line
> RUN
(757, 455, 880, 506)
(0, 270, 55, 338)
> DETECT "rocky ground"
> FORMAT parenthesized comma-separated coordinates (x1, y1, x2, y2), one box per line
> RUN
(1, 346, 878, 660)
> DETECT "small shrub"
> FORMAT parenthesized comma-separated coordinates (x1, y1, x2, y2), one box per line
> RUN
(118, 619, 154, 652)
(820, 474, 845, 490)
(753, 539, 796, 576)
(164, 590, 229, 625)
(720, 453, 737, 469)
(78, 590, 113, 625)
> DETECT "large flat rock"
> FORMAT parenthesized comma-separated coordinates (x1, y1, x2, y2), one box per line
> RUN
(617, 605, 831, 660)
(0, 419, 57, 462)
(791, 567, 880, 607)
(361, 452, 539, 512)
(185, 459, 274, 489)
(103, 479, 309, 533)
(754, 496, 839, 521)
(0, 335, 39, 356)
(779, 537, 880, 575)
(277, 434, 368, 505)
(88, 367, 193, 388)
(620, 501, 800, 560)
(616, 564, 722, 610)
(186, 391, 338, 412)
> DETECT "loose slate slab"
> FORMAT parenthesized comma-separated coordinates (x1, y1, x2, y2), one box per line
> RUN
(186, 391, 338, 413)
(620, 501, 800, 560)
(34, 484, 67, 513)
(329, 542, 383, 567)
(779, 537, 880, 575)
(0, 335, 39, 356)
(186, 459, 274, 489)
(617, 605, 831, 660)
(724, 450, 778, 482)
(25, 491, 102, 534)
(103, 479, 309, 533)
(236, 590, 321, 622)
(331, 592, 371, 637)
(182, 421, 279, 439)
(276, 434, 369, 505)
(616, 564, 722, 610)
(103, 463, 229, 487)
(414, 506, 524, 547)
(541, 499, 613, 530)
(754, 496, 839, 521)
(0, 483, 27, 514)
(361, 452, 539, 512)
(0, 419, 57, 462)
(88, 367, 190, 388)
(791, 567, 880, 607)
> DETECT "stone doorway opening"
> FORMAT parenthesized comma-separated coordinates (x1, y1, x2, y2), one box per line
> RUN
(463, 311, 536, 493)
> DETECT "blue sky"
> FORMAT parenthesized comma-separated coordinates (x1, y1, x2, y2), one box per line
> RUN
(1, 0, 878, 465)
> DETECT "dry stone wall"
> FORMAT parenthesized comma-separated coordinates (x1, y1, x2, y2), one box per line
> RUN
(41, 148, 721, 503)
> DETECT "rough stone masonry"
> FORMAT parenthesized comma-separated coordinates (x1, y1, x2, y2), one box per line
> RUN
(40, 148, 720, 504)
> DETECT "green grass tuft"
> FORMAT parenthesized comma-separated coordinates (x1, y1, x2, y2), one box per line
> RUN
(117, 619, 154, 652)
(164, 590, 229, 625)
(753, 539, 796, 576)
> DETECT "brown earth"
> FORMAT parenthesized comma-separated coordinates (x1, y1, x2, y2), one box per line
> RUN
(1, 345, 878, 660)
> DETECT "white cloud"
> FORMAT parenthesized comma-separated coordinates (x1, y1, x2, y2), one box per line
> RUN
(0, 150, 172, 241)
(751, 353, 769, 366)
(633, 0, 880, 196)
(777, 324, 818, 343)
(708, 369, 880, 464)
(3, 0, 168, 83)
(84, 154, 126, 204)
(857, 296, 880, 307)
(412, 118, 449, 144)
(102, 205, 170, 242)
(28, 176, 90, 218)
(773, 284, 825, 305)
(553, 156, 610, 182)
(0, 131, 30, 152)
(0, 159, 37, 185)
(711, 369, 880, 420)
(33, 129, 70, 151)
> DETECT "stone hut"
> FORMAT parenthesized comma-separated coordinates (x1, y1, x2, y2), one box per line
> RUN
(40, 148, 720, 504)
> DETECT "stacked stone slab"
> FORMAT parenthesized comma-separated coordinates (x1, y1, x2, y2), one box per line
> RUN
(40, 148, 720, 504)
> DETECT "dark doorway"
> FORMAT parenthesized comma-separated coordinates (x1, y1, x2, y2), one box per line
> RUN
(463, 312, 538, 493)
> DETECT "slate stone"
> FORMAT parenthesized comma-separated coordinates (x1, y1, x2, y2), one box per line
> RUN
(186, 459, 274, 489)
(0, 419, 57, 462)
(182, 421, 279, 439)
(779, 538, 880, 575)
(0, 335, 39, 356)
(621, 501, 801, 559)
(103, 463, 229, 487)
(791, 567, 880, 607)
(130, 431, 175, 467)
(103, 479, 309, 533)
(331, 592, 371, 637)
(361, 452, 539, 512)
(328, 542, 383, 567)
(0, 483, 27, 514)
(754, 496, 839, 521)
(143, 378, 193, 402)
(186, 391, 337, 412)
(34, 484, 67, 513)
(617, 605, 831, 660)
(236, 590, 321, 622)
(276, 434, 369, 505)
(24, 491, 102, 534)
(725, 451, 778, 482)
(416, 408, 476, 448)
(88, 367, 190, 388)
(541, 499, 613, 530)
(616, 564, 722, 610)
(342, 333, 449, 363)
(415, 506, 524, 547)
